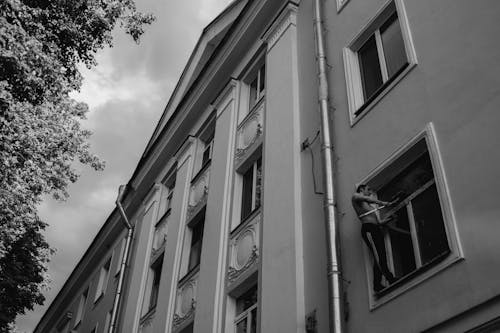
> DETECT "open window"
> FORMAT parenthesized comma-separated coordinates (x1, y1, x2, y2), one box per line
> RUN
(360, 124, 462, 306)
(343, 0, 417, 123)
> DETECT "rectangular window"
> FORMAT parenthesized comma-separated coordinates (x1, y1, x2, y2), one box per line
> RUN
(188, 213, 205, 272)
(343, 0, 417, 122)
(202, 137, 213, 166)
(149, 256, 163, 310)
(234, 285, 258, 333)
(249, 64, 265, 111)
(360, 125, 462, 305)
(94, 258, 111, 302)
(74, 288, 88, 326)
(241, 158, 262, 222)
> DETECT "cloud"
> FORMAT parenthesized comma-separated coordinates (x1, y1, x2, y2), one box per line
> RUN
(15, 0, 233, 331)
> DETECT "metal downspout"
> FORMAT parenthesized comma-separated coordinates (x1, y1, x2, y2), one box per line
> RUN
(109, 185, 134, 333)
(312, 0, 344, 332)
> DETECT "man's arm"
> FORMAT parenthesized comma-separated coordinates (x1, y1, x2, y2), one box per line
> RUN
(352, 193, 390, 206)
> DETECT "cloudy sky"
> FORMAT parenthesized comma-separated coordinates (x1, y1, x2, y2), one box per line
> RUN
(16, 0, 232, 331)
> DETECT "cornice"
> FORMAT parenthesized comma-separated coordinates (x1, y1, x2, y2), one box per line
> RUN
(262, 2, 298, 52)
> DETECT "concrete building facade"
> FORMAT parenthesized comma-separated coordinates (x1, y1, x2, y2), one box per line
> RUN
(35, 0, 500, 332)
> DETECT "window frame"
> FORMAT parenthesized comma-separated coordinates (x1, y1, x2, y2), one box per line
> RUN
(73, 287, 88, 328)
(240, 157, 262, 223)
(94, 258, 111, 303)
(343, 0, 417, 125)
(358, 123, 463, 309)
(234, 285, 258, 333)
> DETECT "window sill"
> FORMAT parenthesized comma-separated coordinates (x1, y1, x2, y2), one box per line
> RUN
(368, 250, 464, 310)
(350, 62, 416, 127)
(179, 265, 200, 286)
(191, 159, 211, 184)
(140, 307, 156, 325)
(73, 320, 81, 330)
(231, 207, 261, 236)
(93, 293, 104, 306)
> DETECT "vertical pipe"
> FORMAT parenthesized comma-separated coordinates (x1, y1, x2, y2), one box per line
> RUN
(312, 0, 344, 332)
(110, 185, 134, 333)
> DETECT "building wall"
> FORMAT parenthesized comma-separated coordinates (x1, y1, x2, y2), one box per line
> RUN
(323, 0, 500, 332)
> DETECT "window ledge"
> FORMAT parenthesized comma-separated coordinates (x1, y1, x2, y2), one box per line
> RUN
(369, 251, 464, 310)
(191, 160, 211, 184)
(179, 265, 200, 286)
(351, 62, 416, 127)
(93, 293, 104, 306)
(231, 207, 261, 236)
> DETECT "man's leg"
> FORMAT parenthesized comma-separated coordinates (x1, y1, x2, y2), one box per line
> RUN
(369, 226, 396, 284)
(361, 226, 385, 291)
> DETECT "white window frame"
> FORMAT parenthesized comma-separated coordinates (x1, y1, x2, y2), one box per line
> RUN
(94, 258, 111, 302)
(234, 303, 257, 333)
(343, 0, 417, 125)
(240, 158, 262, 222)
(238, 56, 266, 124)
(73, 287, 88, 327)
(358, 123, 463, 309)
(336, 0, 351, 13)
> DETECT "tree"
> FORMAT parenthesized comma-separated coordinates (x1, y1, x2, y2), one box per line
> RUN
(0, 0, 154, 330)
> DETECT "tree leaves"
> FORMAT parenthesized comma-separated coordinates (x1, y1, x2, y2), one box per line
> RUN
(0, 0, 154, 330)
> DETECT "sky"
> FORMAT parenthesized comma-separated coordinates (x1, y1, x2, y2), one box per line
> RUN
(15, 0, 232, 331)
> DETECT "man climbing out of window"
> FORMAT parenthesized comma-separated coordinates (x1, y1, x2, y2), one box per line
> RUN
(352, 184, 398, 292)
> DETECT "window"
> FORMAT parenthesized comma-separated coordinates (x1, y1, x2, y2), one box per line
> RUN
(202, 137, 213, 166)
(360, 125, 462, 305)
(376, 147, 449, 278)
(74, 288, 88, 327)
(149, 256, 163, 310)
(94, 258, 111, 302)
(188, 213, 205, 272)
(159, 171, 176, 217)
(249, 64, 265, 111)
(234, 285, 258, 333)
(343, 0, 417, 122)
(240, 158, 262, 222)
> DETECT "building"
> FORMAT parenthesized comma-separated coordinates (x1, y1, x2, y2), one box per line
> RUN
(35, 0, 500, 332)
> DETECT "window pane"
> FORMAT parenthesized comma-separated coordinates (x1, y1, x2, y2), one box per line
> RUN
(412, 184, 449, 265)
(241, 166, 254, 221)
(381, 14, 407, 78)
(358, 35, 383, 101)
(249, 77, 258, 109)
(258, 65, 265, 94)
(388, 207, 416, 277)
(202, 141, 212, 165)
(236, 285, 258, 315)
(378, 153, 434, 203)
(236, 318, 248, 333)
(188, 219, 204, 271)
(250, 308, 257, 333)
(150, 259, 163, 309)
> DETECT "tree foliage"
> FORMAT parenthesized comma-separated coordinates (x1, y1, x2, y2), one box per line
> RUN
(0, 0, 154, 330)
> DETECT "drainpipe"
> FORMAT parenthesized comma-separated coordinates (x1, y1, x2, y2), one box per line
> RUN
(109, 185, 134, 333)
(312, 0, 344, 332)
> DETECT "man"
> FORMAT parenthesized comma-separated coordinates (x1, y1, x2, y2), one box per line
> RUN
(352, 184, 397, 292)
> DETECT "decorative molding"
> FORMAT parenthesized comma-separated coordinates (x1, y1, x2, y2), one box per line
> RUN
(262, 3, 298, 52)
(213, 79, 238, 118)
(186, 166, 210, 220)
(228, 246, 259, 283)
(139, 309, 155, 331)
(235, 101, 264, 164)
(227, 213, 261, 283)
(173, 273, 198, 331)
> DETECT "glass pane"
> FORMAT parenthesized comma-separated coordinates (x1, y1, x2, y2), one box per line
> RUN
(388, 207, 416, 277)
(236, 318, 248, 333)
(241, 166, 254, 221)
(381, 14, 407, 78)
(188, 219, 204, 270)
(249, 77, 258, 109)
(378, 152, 434, 203)
(358, 35, 383, 101)
(412, 184, 449, 265)
(236, 285, 258, 315)
(250, 308, 257, 333)
(259, 65, 265, 94)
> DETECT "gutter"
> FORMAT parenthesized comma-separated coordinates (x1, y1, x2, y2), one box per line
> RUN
(109, 185, 134, 333)
(312, 0, 344, 332)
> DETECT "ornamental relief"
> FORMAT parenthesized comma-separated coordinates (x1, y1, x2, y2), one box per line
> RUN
(173, 275, 198, 330)
(228, 214, 261, 283)
(187, 168, 210, 220)
(235, 103, 264, 163)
